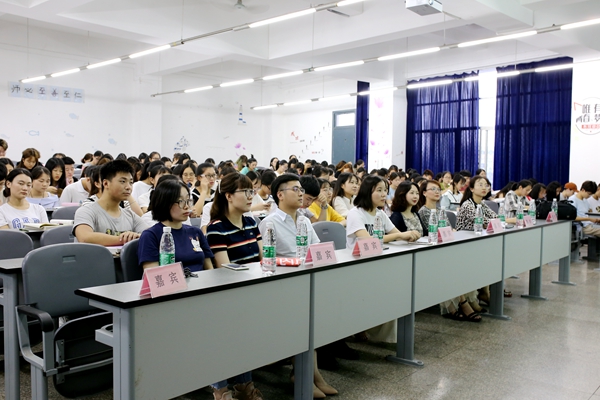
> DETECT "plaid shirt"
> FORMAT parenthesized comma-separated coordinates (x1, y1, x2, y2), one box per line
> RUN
(504, 190, 530, 218)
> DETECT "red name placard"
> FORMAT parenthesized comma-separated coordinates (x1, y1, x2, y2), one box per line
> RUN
(523, 215, 534, 227)
(546, 211, 558, 223)
(140, 262, 188, 298)
(437, 226, 455, 243)
(352, 237, 383, 257)
(305, 242, 337, 266)
(486, 218, 503, 234)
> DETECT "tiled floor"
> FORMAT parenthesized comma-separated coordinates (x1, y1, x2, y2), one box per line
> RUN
(3, 250, 600, 399)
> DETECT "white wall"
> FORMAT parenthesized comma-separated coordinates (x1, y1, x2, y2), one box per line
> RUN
(569, 59, 600, 187)
(0, 20, 163, 163)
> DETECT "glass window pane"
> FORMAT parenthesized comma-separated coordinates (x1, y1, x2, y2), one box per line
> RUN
(336, 113, 355, 127)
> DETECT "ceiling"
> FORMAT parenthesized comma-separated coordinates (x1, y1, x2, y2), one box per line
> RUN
(1, 0, 599, 86)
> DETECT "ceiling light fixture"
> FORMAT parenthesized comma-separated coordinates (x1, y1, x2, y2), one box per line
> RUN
(337, 0, 367, 6)
(252, 104, 278, 110)
(129, 44, 172, 59)
(561, 17, 600, 30)
(314, 60, 364, 72)
(377, 47, 440, 61)
(184, 86, 213, 93)
(220, 79, 255, 87)
(262, 71, 304, 80)
(358, 87, 398, 96)
(406, 79, 453, 89)
(457, 31, 537, 48)
(50, 68, 81, 78)
(283, 100, 313, 106)
(319, 94, 352, 101)
(535, 64, 574, 73)
(21, 75, 46, 83)
(249, 8, 316, 28)
(496, 71, 520, 78)
(87, 58, 122, 69)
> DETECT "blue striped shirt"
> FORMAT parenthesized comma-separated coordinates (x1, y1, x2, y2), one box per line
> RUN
(206, 216, 262, 264)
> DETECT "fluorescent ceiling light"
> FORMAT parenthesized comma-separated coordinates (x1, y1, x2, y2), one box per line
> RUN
(406, 79, 453, 89)
(496, 71, 520, 78)
(220, 79, 254, 87)
(458, 31, 537, 48)
(184, 86, 213, 93)
(314, 60, 364, 72)
(87, 58, 122, 69)
(283, 100, 312, 106)
(535, 64, 574, 73)
(50, 68, 80, 78)
(263, 71, 304, 80)
(337, 0, 366, 6)
(358, 87, 398, 95)
(21, 75, 46, 83)
(561, 18, 600, 30)
(249, 8, 315, 28)
(378, 47, 440, 61)
(129, 45, 171, 59)
(464, 76, 481, 82)
(319, 94, 351, 102)
(252, 104, 278, 110)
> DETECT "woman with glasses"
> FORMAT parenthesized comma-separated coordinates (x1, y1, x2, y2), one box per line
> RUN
(417, 180, 442, 225)
(138, 179, 213, 272)
(192, 162, 217, 217)
(308, 178, 347, 226)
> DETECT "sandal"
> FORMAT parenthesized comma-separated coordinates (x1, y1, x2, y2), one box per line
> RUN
(504, 290, 513, 298)
(458, 300, 482, 322)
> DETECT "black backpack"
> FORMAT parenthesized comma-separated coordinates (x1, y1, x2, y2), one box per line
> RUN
(536, 200, 577, 220)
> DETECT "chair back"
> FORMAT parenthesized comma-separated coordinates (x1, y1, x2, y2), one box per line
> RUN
(484, 200, 499, 214)
(40, 225, 75, 246)
(190, 218, 201, 228)
(312, 221, 346, 250)
(0, 230, 33, 259)
(445, 211, 457, 230)
(21, 243, 116, 317)
(121, 239, 143, 282)
(51, 206, 79, 220)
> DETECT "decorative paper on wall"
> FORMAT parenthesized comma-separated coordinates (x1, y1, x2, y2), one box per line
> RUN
(238, 105, 246, 125)
(368, 91, 393, 169)
(8, 82, 85, 103)
(174, 136, 190, 152)
(573, 97, 600, 135)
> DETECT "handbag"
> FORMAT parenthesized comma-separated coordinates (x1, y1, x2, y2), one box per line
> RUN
(536, 200, 577, 220)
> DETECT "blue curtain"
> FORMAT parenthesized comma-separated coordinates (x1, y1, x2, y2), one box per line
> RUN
(355, 81, 369, 166)
(406, 73, 479, 174)
(493, 57, 572, 188)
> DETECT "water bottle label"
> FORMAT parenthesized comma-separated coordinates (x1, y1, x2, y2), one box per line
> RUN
(429, 224, 438, 233)
(296, 236, 308, 246)
(373, 230, 383, 240)
(159, 253, 175, 266)
(499, 215, 505, 222)
(517, 214, 524, 220)
(438, 220, 446, 228)
(528, 210, 536, 217)
(263, 245, 276, 258)
(474, 217, 483, 225)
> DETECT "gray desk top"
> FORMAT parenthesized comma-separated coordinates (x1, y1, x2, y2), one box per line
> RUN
(73, 219, 566, 309)
(0, 258, 23, 273)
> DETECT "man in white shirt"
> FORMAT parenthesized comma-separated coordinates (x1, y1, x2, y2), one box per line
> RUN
(569, 181, 600, 237)
(587, 184, 600, 214)
(259, 174, 319, 257)
(59, 166, 95, 205)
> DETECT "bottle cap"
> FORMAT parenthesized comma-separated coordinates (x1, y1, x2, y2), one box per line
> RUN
(163, 226, 172, 233)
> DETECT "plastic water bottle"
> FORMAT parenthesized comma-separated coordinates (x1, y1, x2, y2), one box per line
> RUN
(428, 211, 438, 244)
(516, 203, 524, 229)
(296, 216, 309, 264)
(159, 226, 175, 265)
(551, 198, 558, 216)
(474, 205, 483, 235)
(497, 201, 506, 229)
(262, 222, 277, 275)
(437, 207, 448, 228)
(528, 201, 537, 225)
(373, 214, 384, 248)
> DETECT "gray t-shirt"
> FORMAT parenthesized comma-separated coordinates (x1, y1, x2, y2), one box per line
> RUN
(74, 202, 149, 236)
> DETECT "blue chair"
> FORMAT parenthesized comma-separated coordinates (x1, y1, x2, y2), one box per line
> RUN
(445, 211, 457, 230)
(16, 243, 116, 399)
(121, 239, 143, 282)
(0, 230, 33, 259)
(312, 221, 347, 250)
(40, 225, 75, 246)
(51, 206, 79, 220)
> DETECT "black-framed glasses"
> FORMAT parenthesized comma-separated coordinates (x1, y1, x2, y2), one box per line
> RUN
(427, 188, 442, 193)
(280, 186, 305, 194)
(176, 199, 194, 208)
(201, 174, 217, 179)
(235, 189, 256, 198)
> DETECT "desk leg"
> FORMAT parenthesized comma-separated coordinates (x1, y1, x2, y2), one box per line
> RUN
(485, 281, 511, 320)
(386, 314, 423, 367)
(521, 267, 548, 300)
(294, 275, 314, 400)
(552, 256, 576, 286)
(0, 272, 20, 399)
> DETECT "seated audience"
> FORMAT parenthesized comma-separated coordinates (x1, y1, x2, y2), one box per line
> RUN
(0, 163, 7, 205)
(587, 183, 600, 213)
(275, 159, 288, 176)
(504, 180, 531, 218)
(331, 172, 359, 218)
(251, 170, 276, 213)
(175, 161, 196, 189)
(0, 168, 48, 229)
(529, 183, 547, 202)
(570, 181, 600, 237)
(269, 157, 279, 171)
(308, 178, 346, 226)
(389, 181, 426, 240)
(387, 172, 402, 202)
(240, 156, 257, 175)
(138, 165, 171, 213)
(192, 162, 217, 215)
(138, 179, 213, 272)
(439, 171, 452, 191)
(74, 160, 149, 246)
(44, 157, 67, 197)
(0, 138, 7, 157)
(26, 166, 59, 209)
(132, 160, 164, 202)
(545, 181, 562, 202)
(60, 166, 94, 205)
(63, 157, 78, 185)
(17, 148, 41, 174)
(82, 165, 143, 216)
(560, 182, 577, 201)
(418, 180, 442, 224)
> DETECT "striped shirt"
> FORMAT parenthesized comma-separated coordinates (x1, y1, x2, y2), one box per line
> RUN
(206, 215, 262, 264)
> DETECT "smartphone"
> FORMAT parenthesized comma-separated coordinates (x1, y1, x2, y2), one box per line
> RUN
(222, 263, 249, 271)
